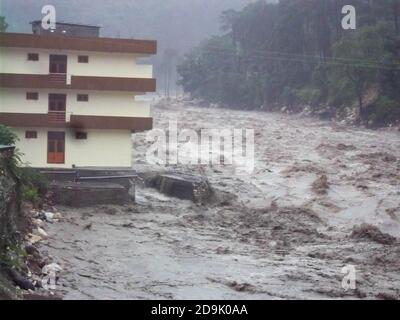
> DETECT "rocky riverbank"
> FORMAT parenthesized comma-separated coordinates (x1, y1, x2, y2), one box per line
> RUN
(0, 147, 64, 300)
(177, 96, 400, 130)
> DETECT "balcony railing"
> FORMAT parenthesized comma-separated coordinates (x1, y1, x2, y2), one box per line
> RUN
(49, 73, 67, 84)
(0, 73, 156, 92)
(48, 111, 66, 124)
(0, 112, 153, 132)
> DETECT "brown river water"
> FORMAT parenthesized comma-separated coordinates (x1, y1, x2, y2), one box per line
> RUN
(40, 100, 400, 299)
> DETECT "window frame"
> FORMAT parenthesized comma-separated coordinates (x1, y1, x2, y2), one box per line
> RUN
(27, 53, 39, 61)
(26, 92, 39, 100)
(78, 55, 89, 63)
(25, 131, 38, 139)
(77, 94, 89, 102)
(75, 132, 88, 140)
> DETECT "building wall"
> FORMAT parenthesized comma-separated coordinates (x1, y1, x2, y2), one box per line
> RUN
(0, 47, 153, 79)
(14, 127, 132, 168)
(0, 44, 154, 168)
(0, 88, 151, 118)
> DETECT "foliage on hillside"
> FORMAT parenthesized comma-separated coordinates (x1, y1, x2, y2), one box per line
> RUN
(177, 0, 400, 126)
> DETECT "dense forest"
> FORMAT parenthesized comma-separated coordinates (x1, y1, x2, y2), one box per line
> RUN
(177, 0, 400, 126)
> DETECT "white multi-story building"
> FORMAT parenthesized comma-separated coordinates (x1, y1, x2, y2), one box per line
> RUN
(0, 22, 156, 168)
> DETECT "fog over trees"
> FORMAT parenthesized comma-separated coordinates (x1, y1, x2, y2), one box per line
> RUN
(178, 0, 400, 126)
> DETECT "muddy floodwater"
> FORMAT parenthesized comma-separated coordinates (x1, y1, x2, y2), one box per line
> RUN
(40, 101, 400, 299)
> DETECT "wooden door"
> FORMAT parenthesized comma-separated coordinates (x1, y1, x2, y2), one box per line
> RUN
(47, 132, 65, 164)
(48, 94, 66, 123)
(49, 55, 67, 74)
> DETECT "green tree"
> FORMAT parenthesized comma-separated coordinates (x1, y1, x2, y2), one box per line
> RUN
(0, 125, 21, 173)
(0, 125, 18, 146)
(0, 16, 8, 32)
(332, 24, 390, 123)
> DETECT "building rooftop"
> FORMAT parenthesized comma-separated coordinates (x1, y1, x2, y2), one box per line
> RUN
(0, 32, 157, 55)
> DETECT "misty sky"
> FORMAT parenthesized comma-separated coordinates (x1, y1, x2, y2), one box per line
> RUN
(1, 0, 259, 49)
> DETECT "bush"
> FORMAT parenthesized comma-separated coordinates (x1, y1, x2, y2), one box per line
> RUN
(280, 87, 298, 108)
(17, 168, 49, 199)
(0, 125, 22, 174)
(367, 96, 400, 126)
(21, 186, 39, 204)
(297, 87, 322, 106)
(0, 126, 48, 203)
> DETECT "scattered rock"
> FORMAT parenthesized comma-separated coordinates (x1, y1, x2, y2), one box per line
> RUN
(53, 212, 62, 220)
(44, 212, 55, 223)
(33, 218, 45, 228)
(34, 227, 48, 239)
(25, 244, 39, 256)
(27, 234, 43, 244)
(7, 269, 35, 291)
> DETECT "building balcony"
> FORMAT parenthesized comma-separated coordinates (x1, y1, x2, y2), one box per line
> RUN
(48, 111, 67, 124)
(0, 112, 153, 132)
(69, 115, 153, 132)
(0, 73, 156, 93)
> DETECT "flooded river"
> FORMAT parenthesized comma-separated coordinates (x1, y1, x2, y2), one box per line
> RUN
(40, 100, 400, 299)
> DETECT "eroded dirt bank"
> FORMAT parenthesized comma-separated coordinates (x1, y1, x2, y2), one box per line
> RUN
(40, 101, 400, 299)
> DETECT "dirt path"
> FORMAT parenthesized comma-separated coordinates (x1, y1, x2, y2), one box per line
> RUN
(40, 100, 400, 299)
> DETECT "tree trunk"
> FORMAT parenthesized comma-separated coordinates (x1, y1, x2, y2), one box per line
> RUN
(394, 3, 399, 33)
(357, 94, 363, 125)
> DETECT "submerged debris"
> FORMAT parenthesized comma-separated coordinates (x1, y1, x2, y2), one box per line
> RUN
(145, 172, 214, 203)
(42, 263, 63, 275)
(336, 143, 356, 151)
(312, 174, 330, 195)
(350, 224, 397, 245)
(207, 277, 259, 294)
